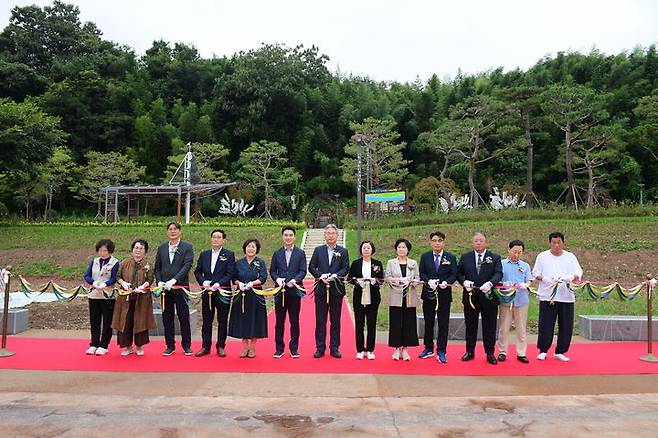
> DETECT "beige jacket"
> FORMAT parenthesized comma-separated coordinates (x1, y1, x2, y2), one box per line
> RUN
(385, 258, 420, 307)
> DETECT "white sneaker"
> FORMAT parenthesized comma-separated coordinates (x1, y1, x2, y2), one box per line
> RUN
(555, 353, 570, 362)
(402, 348, 411, 361)
(136, 347, 144, 356)
(356, 351, 364, 360)
(85, 346, 97, 355)
(95, 347, 108, 356)
(366, 351, 376, 360)
(392, 348, 401, 361)
(537, 352, 547, 360)
(121, 347, 134, 356)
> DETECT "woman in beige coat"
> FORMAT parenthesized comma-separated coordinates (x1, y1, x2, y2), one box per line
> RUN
(385, 238, 421, 361)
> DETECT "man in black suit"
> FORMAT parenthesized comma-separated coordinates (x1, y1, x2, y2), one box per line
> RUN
(154, 222, 194, 356)
(418, 231, 458, 363)
(308, 224, 349, 358)
(270, 226, 307, 358)
(193, 229, 236, 357)
(457, 231, 503, 364)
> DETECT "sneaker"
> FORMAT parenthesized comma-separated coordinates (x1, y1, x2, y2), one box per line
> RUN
(273, 350, 285, 358)
(392, 348, 401, 361)
(537, 352, 547, 361)
(366, 351, 376, 360)
(85, 346, 97, 355)
(290, 350, 300, 358)
(555, 353, 570, 362)
(162, 347, 175, 356)
(437, 351, 448, 363)
(136, 347, 144, 356)
(121, 347, 134, 356)
(401, 348, 411, 361)
(418, 348, 434, 359)
(356, 351, 364, 360)
(95, 347, 108, 356)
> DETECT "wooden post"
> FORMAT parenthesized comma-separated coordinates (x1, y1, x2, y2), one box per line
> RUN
(0, 266, 15, 357)
(640, 274, 657, 362)
(176, 188, 182, 224)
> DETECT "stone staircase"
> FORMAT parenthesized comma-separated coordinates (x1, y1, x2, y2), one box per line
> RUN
(301, 228, 346, 270)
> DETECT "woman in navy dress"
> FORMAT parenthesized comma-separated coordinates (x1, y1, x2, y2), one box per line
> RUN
(229, 238, 268, 358)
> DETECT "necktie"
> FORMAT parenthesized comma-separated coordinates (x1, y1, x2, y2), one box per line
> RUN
(476, 253, 483, 274)
(434, 254, 440, 272)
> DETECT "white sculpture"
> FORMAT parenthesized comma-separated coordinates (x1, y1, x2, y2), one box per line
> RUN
(218, 194, 254, 216)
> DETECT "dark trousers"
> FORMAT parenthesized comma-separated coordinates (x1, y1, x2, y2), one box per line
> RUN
(537, 301, 574, 354)
(201, 292, 230, 350)
(354, 302, 379, 352)
(275, 293, 301, 352)
(162, 291, 191, 350)
(463, 291, 498, 355)
(423, 297, 451, 353)
(117, 300, 150, 348)
(88, 299, 115, 349)
(315, 292, 342, 352)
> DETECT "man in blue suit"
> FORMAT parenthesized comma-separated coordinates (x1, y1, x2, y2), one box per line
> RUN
(308, 224, 350, 358)
(155, 222, 194, 356)
(193, 229, 236, 357)
(418, 231, 458, 363)
(457, 231, 503, 364)
(270, 226, 307, 358)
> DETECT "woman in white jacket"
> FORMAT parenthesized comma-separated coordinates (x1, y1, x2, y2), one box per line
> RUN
(385, 238, 421, 361)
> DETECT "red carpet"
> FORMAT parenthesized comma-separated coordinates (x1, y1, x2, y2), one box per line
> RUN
(1, 281, 657, 376)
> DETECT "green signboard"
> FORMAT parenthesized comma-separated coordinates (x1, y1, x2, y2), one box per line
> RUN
(365, 191, 406, 203)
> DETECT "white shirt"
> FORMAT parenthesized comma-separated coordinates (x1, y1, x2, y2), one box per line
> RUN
(361, 259, 371, 278)
(532, 250, 583, 302)
(168, 239, 180, 264)
(211, 247, 222, 273)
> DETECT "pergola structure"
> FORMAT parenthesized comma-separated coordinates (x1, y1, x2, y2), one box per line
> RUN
(100, 183, 236, 223)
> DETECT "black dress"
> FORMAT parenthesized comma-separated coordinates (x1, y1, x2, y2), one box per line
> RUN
(388, 264, 420, 348)
(229, 257, 268, 339)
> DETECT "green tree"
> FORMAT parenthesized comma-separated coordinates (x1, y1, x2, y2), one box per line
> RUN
(163, 142, 229, 184)
(42, 146, 74, 219)
(237, 140, 300, 219)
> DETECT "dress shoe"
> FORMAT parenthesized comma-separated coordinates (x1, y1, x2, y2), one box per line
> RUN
(461, 352, 475, 361)
(162, 347, 175, 356)
(290, 350, 300, 358)
(498, 353, 506, 362)
(517, 355, 529, 363)
(437, 351, 448, 363)
(313, 350, 324, 358)
(273, 350, 284, 358)
(486, 354, 498, 365)
(217, 348, 226, 357)
(240, 347, 249, 358)
(183, 347, 193, 356)
(330, 350, 342, 358)
(195, 348, 210, 357)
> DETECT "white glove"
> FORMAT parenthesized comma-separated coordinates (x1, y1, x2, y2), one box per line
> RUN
(480, 281, 493, 293)
(135, 285, 145, 293)
(462, 280, 474, 291)
(276, 278, 286, 287)
(439, 281, 448, 289)
(410, 279, 422, 287)
(320, 273, 331, 284)
(245, 281, 254, 289)
(158, 281, 165, 288)
(400, 278, 410, 286)
(369, 278, 377, 285)
(237, 281, 245, 291)
(121, 281, 131, 290)
(329, 274, 338, 280)
(164, 279, 177, 290)
(427, 279, 438, 289)
(92, 280, 100, 288)
(558, 276, 572, 285)
(517, 283, 528, 290)
(212, 283, 220, 290)
(98, 282, 107, 289)
(202, 280, 212, 287)
(286, 279, 296, 288)
(357, 279, 367, 288)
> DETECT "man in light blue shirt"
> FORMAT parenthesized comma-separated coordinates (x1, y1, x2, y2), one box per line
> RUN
(497, 240, 533, 363)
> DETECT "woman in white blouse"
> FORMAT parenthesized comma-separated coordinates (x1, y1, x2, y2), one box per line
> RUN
(385, 238, 421, 361)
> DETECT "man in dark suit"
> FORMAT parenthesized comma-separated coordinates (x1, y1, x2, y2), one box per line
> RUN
(270, 226, 307, 358)
(457, 230, 503, 364)
(418, 231, 458, 363)
(154, 222, 194, 356)
(308, 224, 349, 358)
(193, 229, 236, 357)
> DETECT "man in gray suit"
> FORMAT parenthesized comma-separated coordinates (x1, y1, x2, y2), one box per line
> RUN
(155, 222, 194, 356)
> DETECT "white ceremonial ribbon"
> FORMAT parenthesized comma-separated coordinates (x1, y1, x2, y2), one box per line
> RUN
(361, 280, 371, 306)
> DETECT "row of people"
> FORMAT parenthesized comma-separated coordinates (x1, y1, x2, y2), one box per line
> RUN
(82, 223, 582, 364)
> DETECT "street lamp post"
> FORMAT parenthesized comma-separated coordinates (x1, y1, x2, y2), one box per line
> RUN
(639, 183, 645, 206)
(351, 134, 367, 247)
